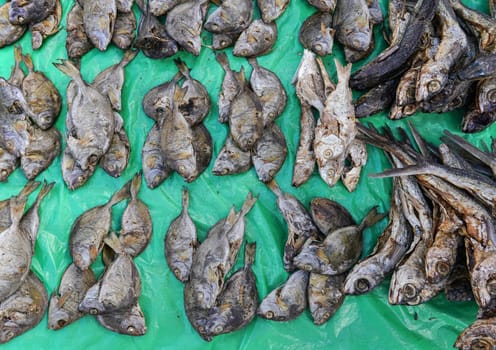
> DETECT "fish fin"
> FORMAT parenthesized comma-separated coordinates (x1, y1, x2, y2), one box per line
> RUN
(130, 172, 142, 200)
(107, 179, 131, 207)
(103, 231, 123, 254)
(442, 130, 495, 170)
(239, 192, 257, 217)
(21, 53, 35, 72)
(174, 58, 191, 79)
(244, 242, 256, 267)
(266, 179, 283, 197)
(32, 181, 54, 210)
(120, 50, 138, 68)
(407, 121, 435, 160)
(17, 181, 41, 200)
(316, 57, 335, 94)
(173, 85, 189, 105)
(359, 206, 385, 230)
(181, 187, 190, 212)
(53, 60, 85, 86)
(9, 196, 28, 228)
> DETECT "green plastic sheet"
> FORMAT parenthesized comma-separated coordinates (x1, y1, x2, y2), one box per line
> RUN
(0, 0, 491, 348)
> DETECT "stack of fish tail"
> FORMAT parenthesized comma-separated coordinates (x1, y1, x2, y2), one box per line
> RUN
(48, 173, 151, 336)
(292, 51, 366, 191)
(213, 53, 288, 183)
(0, 47, 61, 182)
(0, 0, 61, 49)
(261, 180, 384, 325)
(0, 181, 53, 343)
(356, 122, 496, 348)
(141, 59, 212, 187)
(164, 191, 258, 341)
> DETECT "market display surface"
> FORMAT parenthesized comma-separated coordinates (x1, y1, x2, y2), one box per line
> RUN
(0, 0, 494, 348)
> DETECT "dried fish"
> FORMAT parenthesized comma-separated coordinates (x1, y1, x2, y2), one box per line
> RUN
(233, 20, 277, 57)
(48, 263, 96, 330)
(82, 0, 117, 51)
(21, 127, 60, 180)
(142, 72, 182, 121)
(119, 173, 152, 257)
(252, 123, 287, 183)
(165, 188, 197, 282)
(65, 2, 93, 61)
(292, 104, 316, 187)
(299, 12, 334, 57)
(310, 197, 355, 235)
(30, 0, 61, 50)
(61, 148, 95, 190)
(9, 0, 56, 25)
(112, 10, 136, 50)
(142, 122, 171, 189)
(308, 273, 345, 325)
(165, 0, 205, 56)
(99, 112, 130, 178)
(69, 182, 130, 270)
(257, 270, 308, 321)
(212, 32, 239, 50)
(0, 2, 26, 48)
(258, 0, 289, 23)
(97, 303, 147, 336)
(333, 0, 372, 53)
(204, 0, 253, 34)
(212, 135, 251, 176)
(354, 79, 399, 118)
(216, 52, 245, 124)
(292, 49, 325, 113)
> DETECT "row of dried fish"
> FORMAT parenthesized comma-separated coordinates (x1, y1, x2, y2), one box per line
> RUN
(48, 173, 152, 335)
(141, 59, 212, 187)
(0, 46, 61, 182)
(213, 53, 287, 183)
(164, 191, 258, 341)
(355, 123, 496, 349)
(66, 0, 136, 61)
(0, 0, 61, 49)
(352, 0, 496, 133)
(292, 50, 366, 191)
(0, 181, 53, 343)
(56, 50, 136, 190)
(258, 180, 384, 324)
(299, 0, 383, 62)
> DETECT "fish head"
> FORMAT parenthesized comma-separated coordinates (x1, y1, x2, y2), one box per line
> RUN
(388, 268, 424, 305)
(62, 150, 93, 190)
(204, 313, 229, 338)
(344, 262, 384, 295)
(212, 35, 235, 50)
(340, 28, 371, 53)
(20, 154, 45, 180)
(47, 296, 72, 330)
(204, 15, 225, 34)
(257, 295, 285, 320)
(118, 311, 147, 336)
(471, 254, 496, 309)
(8, 1, 28, 25)
(66, 140, 101, 171)
(232, 40, 254, 58)
(292, 244, 324, 273)
(425, 247, 453, 284)
(416, 63, 448, 102)
(171, 260, 191, 282)
(174, 157, 198, 183)
(179, 31, 202, 56)
(317, 160, 343, 188)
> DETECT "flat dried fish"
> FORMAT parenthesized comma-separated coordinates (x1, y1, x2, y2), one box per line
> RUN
(258, 0, 289, 23)
(308, 273, 345, 325)
(142, 122, 171, 189)
(252, 123, 287, 183)
(9, 0, 56, 25)
(82, 0, 117, 51)
(0, 2, 26, 48)
(233, 20, 277, 57)
(30, 0, 61, 50)
(299, 12, 334, 57)
(65, 2, 93, 61)
(292, 104, 316, 188)
(112, 10, 136, 50)
(212, 135, 252, 176)
(165, 0, 205, 56)
(204, 0, 253, 34)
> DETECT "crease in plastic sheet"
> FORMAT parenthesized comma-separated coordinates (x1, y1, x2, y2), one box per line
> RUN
(0, 0, 488, 348)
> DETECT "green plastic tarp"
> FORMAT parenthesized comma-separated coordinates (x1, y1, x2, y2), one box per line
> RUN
(0, 0, 490, 348)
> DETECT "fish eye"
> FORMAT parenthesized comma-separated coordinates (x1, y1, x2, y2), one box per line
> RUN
(77, 175, 85, 183)
(187, 40, 194, 48)
(303, 264, 312, 271)
(0, 170, 7, 178)
(89, 308, 98, 315)
(178, 165, 186, 172)
(450, 97, 463, 109)
(57, 319, 67, 328)
(214, 325, 223, 333)
(427, 80, 441, 93)
(314, 44, 322, 53)
(5, 141, 14, 151)
(89, 154, 98, 165)
(241, 49, 248, 56)
(323, 149, 333, 158)
(488, 89, 496, 103)
(210, 24, 219, 31)
(434, 261, 450, 277)
(487, 278, 496, 296)
(4, 330, 14, 340)
(197, 291, 204, 301)
(326, 169, 335, 178)
(355, 278, 370, 293)
(402, 283, 417, 299)
(107, 164, 115, 171)
(17, 15, 25, 24)
(127, 326, 136, 334)
(265, 311, 274, 319)
(322, 312, 330, 320)
(220, 40, 227, 47)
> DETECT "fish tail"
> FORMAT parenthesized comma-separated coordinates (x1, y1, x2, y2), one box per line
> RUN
(359, 206, 386, 230)
(247, 57, 258, 69)
(173, 85, 188, 103)
(333, 58, 351, 83)
(171, 71, 183, 84)
(21, 52, 35, 72)
(239, 192, 257, 217)
(181, 187, 190, 212)
(174, 58, 191, 79)
(108, 180, 131, 207)
(9, 196, 28, 227)
(18, 181, 41, 200)
(130, 173, 142, 200)
(53, 60, 84, 85)
(266, 179, 283, 198)
(236, 66, 247, 85)
(103, 231, 123, 254)
(215, 52, 231, 71)
(120, 49, 138, 68)
(13, 45, 23, 66)
(33, 181, 55, 210)
(244, 242, 256, 267)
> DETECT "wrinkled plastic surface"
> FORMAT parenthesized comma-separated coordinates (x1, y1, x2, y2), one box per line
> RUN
(0, 0, 490, 348)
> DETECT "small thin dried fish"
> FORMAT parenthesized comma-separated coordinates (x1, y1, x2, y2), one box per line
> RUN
(233, 20, 278, 57)
(119, 173, 152, 257)
(48, 263, 96, 330)
(292, 104, 316, 188)
(354, 78, 399, 118)
(292, 49, 325, 113)
(257, 270, 308, 321)
(252, 123, 287, 183)
(165, 188, 197, 283)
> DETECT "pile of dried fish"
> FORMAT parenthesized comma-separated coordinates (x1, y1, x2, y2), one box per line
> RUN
(213, 53, 287, 182)
(352, 0, 496, 133)
(0, 0, 61, 49)
(355, 123, 496, 349)
(292, 51, 366, 191)
(142, 59, 212, 187)
(48, 173, 151, 336)
(165, 191, 258, 341)
(300, 0, 383, 62)
(65, 0, 136, 61)
(0, 181, 53, 343)
(56, 51, 136, 190)
(261, 180, 384, 324)
(0, 47, 61, 181)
